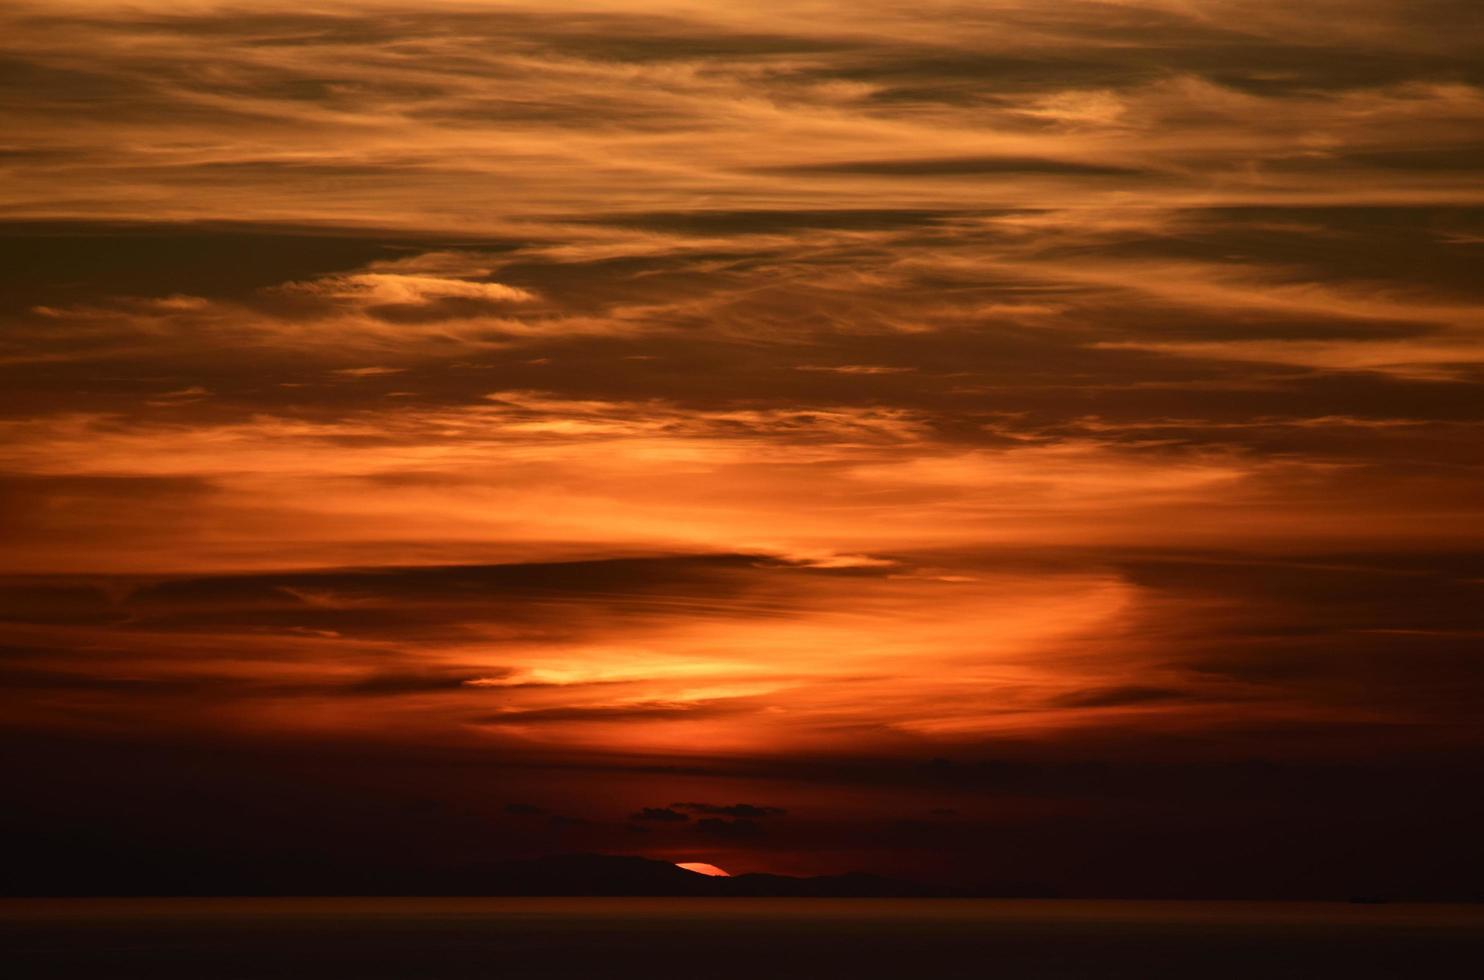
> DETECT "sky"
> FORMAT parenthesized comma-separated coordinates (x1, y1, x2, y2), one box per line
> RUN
(2, 0, 1482, 898)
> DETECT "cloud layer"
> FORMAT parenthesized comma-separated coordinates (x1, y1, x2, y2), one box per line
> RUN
(1, 0, 1482, 896)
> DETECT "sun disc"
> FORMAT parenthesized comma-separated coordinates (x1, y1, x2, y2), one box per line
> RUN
(676, 861, 730, 877)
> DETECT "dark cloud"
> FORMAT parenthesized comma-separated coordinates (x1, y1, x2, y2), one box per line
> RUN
(762, 157, 1148, 177)
(0, 663, 488, 700)
(477, 702, 750, 725)
(1053, 686, 1192, 709)
(672, 802, 788, 818)
(631, 807, 688, 822)
(0, 221, 485, 314)
(696, 817, 764, 838)
(503, 802, 549, 817)
(0, 554, 787, 641)
(577, 209, 966, 235)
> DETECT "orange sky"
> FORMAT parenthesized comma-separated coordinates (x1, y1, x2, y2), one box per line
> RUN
(2, 0, 1482, 896)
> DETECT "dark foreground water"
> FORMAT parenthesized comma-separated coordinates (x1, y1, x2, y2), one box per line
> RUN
(5, 898, 1482, 979)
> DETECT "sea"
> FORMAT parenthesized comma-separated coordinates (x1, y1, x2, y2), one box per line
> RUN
(5, 897, 1482, 978)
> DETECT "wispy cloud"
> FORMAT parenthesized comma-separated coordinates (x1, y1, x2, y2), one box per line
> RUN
(2, 0, 1482, 889)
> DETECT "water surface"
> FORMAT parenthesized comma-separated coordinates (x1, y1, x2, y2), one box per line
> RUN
(6, 898, 1482, 978)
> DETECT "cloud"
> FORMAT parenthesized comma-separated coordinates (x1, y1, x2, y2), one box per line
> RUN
(672, 802, 788, 818)
(762, 156, 1149, 177)
(289, 273, 537, 308)
(504, 802, 550, 817)
(4, 1, 1480, 238)
(1052, 685, 1192, 709)
(794, 365, 914, 375)
(331, 366, 406, 377)
(631, 806, 689, 822)
(695, 817, 764, 838)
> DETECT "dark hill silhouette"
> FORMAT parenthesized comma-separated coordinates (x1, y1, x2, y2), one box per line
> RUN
(481, 854, 946, 897)
(480, 854, 717, 896)
(722, 870, 941, 898)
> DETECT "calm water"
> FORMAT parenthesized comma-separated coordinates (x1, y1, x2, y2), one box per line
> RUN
(5, 898, 1483, 978)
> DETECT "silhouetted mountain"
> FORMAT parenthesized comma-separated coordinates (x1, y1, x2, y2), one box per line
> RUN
(480, 854, 947, 897)
(721, 871, 941, 898)
(480, 854, 718, 896)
